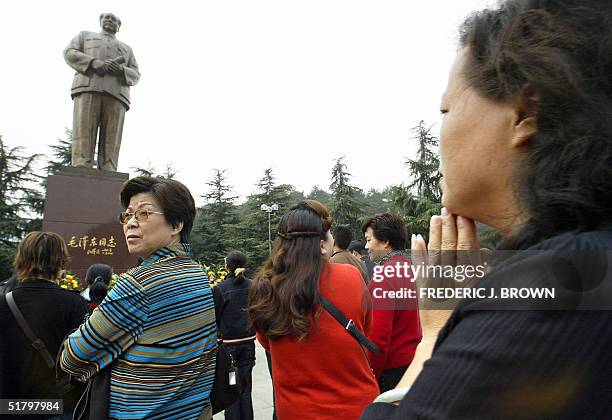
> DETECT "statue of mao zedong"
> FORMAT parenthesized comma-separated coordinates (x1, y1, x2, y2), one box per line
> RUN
(64, 13, 140, 171)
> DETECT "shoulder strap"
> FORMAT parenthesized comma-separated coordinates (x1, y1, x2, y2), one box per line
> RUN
(5, 292, 55, 368)
(319, 295, 379, 354)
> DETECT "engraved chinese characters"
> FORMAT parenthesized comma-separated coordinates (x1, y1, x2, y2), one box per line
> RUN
(42, 167, 137, 282)
(66, 235, 117, 256)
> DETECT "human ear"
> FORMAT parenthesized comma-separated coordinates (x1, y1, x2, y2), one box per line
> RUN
(512, 115, 537, 147)
(320, 240, 328, 256)
(512, 88, 538, 147)
(172, 221, 184, 236)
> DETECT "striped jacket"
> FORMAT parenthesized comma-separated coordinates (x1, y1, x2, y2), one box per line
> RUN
(61, 244, 217, 419)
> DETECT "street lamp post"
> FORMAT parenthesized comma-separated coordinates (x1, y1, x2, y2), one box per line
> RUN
(261, 203, 279, 255)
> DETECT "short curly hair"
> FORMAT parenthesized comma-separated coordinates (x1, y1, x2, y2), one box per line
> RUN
(361, 213, 407, 250)
(120, 177, 196, 243)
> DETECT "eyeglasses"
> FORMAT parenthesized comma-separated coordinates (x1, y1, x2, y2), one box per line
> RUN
(119, 209, 164, 224)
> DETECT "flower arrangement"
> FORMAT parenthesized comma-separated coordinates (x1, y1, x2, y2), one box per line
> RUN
(57, 270, 80, 290)
(201, 263, 228, 285)
(110, 273, 120, 290)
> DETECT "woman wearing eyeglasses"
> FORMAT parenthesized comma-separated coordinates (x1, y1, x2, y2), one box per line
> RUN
(61, 177, 217, 420)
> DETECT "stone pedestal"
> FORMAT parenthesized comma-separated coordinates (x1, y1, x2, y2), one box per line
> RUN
(42, 166, 137, 283)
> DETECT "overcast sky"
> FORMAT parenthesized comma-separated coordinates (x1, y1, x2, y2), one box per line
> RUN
(0, 0, 491, 205)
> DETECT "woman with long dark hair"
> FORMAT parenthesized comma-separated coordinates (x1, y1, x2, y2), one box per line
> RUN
(362, 0, 612, 418)
(249, 200, 379, 419)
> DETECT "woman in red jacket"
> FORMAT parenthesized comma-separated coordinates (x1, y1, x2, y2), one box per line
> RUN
(362, 212, 422, 392)
(248, 200, 379, 420)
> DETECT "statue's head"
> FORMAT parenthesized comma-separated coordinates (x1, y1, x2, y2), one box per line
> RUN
(99, 13, 121, 34)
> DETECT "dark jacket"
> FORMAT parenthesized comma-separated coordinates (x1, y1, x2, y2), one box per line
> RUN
(0, 280, 88, 416)
(361, 228, 612, 419)
(0, 274, 18, 295)
(361, 255, 376, 281)
(213, 273, 255, 341)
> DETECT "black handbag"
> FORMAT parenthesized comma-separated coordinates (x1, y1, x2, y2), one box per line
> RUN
(210, 339, 244, 414)
(210, 286, 245, 414)
(72, 365, 111, 420)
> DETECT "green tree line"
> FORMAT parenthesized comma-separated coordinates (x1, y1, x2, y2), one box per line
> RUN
(1, 121, 485, 278)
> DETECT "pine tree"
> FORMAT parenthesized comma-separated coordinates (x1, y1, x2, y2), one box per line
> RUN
(46, 129, 72, 176)
(392, 121, 443, 237)
(390, 185, 441, 237)
(407, 120, 441, 202)
(360, 187, 394, 217)
(191, 169, 238, 266)
(256, 168, 275, 198)
(0, 136, 42, 278)
(329, 157, 363, 237)
(306, 186, 332, 206)
(131, 163, 177, 179)
(30, 129, 74, 223)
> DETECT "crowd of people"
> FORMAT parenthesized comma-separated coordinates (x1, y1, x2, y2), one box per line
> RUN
(1, 0, 612, 418)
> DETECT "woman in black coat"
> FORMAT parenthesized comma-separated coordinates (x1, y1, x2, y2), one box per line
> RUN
(213, 250, 256, 420)
(0, 232, 88, 419)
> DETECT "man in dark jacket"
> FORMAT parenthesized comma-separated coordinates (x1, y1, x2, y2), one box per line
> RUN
(349, 240, 375, 282)
(330, 227, 369, 283)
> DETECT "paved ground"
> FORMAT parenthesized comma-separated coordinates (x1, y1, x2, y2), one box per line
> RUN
(214, 342, 275, 420)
